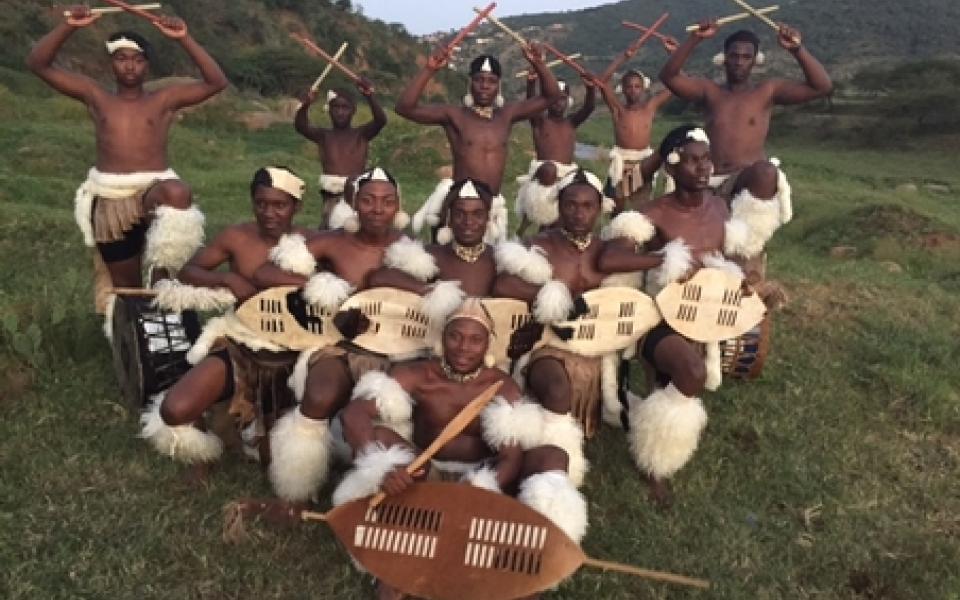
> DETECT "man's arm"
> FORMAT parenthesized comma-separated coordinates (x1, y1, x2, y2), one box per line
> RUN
(367, 267, 430, 295)
(395, 49, 455, 125)
(569, 79, 596, 127)
(293, 90, 326, 142)
(596, 238, 663, 273)
(658, 23, 717, 103)
(358, 79, 388, 140)
(648, 87, 673, 111)
(598, 45, 637, 83)
(770, 25, 833, 105)
(492, 274, 540, 304)
(509, 43, 562, 123)
(593, 77, 621, 113)
(25, 9, 102, 102)
(179, 231, 257, 299)
(152, 17, 228, 111)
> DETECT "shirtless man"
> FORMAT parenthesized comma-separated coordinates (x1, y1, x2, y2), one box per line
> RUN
(659, 24, 831, 218)
(295, 80, 387, 229)
(252, 167, 405, 504)
(514, 76, 596, 237)
(334, 299, 586, 599)
(595, 44, 673, 212)
(597, 125, 784, 506)
(26, 6, 227, 311)
(397, 48, 561, 244)
(140, 166, 310, 468)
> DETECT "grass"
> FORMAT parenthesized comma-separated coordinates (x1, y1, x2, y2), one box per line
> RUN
(1, 80, 959, 599)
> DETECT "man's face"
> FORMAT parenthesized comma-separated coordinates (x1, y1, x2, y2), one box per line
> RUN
(558, 184, 601, 236)
(724, 41, 756, 83)
(621, 74, 645, 103)
(111, 48, 148, 87)
(252, 186, 299, 237)
(355, 180, 399, 235)
(442, 318, 489, 374)
(449, 195, 489, 247)
(548, 92, 570, 117)
(668, 141, 713, 192)
(329, 96, 356, 128)
(469, 72, 500, 107)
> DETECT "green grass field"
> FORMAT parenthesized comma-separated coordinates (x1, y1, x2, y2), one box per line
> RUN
(1, 71, 959, 599)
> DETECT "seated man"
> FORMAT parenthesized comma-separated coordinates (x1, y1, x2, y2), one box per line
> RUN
(140, 166, 310, 466)
(597, 125, 783, 506)
(334, 298, 586, 599)
(253, 167, 407, 504)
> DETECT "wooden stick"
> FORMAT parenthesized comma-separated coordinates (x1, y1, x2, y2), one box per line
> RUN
(623, 12, 669, 55)
(515, 53, 581, 78)
(582, 557, 711, 590)
(439, 2, 496, 58)
(474, 6, 528, 48)
(684, 5, 778, 31)
(290, 33, 367, 90)
(541, 43, 592, 80)
(621, 21, 677, 47)
(368, 380, 504, 508)
(63, 3, 160, 17)
(310, 42, 349, 93)
(98, 0, 162, 23)
(728, 0, 780, 31)
(110, 287, 157, 297)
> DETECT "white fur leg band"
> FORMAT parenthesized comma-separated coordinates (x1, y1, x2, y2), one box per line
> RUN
(462, 465, 501, 493)
(494, 241, 553, 286)
(144, 205, 205, 273)
(534, 279, 573, 324)
(270, 233, 317, 276)
(540, 409, 588, 487)
(518, 471, 588, 544)
(384, 237, 438, 282)
(268, 410, 333, 502)
(139, 395, 223, 464)
(628, 383, 707, 480)
(303, 272, 354, 311)
(351, 371, 415, 424)
(332, 443, 415, 507)
(724, 189, 783, 260)
(151, 279, 236, 312)
(481, 397, 544, 450)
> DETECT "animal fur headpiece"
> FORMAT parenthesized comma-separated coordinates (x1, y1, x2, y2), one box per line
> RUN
(659, 125, 711, 165)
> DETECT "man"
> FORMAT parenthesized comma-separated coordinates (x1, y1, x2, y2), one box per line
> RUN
(396, 48, 562, 244)
(368, 179, 496, 327)
(659, 25, 832, 220)
(26, 6, 228, 312)
(334, 298, 586, 600)
(140, 167, 311, 467)
(252, 167, 406, 504)
(295, 80, 387, 229)
(597, 125, 784, 506)
(514, 76, 596, 237)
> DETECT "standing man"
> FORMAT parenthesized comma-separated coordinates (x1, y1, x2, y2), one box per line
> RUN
(396, 48, 562, 244)
(295, 80, 387, 229)
(26, 6, 228, 312)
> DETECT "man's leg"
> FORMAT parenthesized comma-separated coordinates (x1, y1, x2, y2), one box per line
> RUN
(517, 445, 588, 544)
(527, 357, 572, 415)
(730, 160, 779, 200)
(527, 357, 588, 487)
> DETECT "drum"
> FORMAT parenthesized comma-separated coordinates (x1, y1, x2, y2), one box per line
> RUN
(719, 315, 772, 380)
(110, 295, 201, 408)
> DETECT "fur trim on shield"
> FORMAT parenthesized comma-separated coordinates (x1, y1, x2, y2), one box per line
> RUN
(332, 442, 414, 506)
(139, 394, 223, 464)
(151, 279, 236, 313)
(384, 237, 438, 282)
(655, 238, 693, 289)
(186, 313, 286, 364)
(413, 178, 453, 234)
(627, 383, 707, 480)
(268, 410, 333, 502)
(534, 279, 574, 324)
(704, 341, 722, 391)
(701, 252, 745, 279)
(540, 409, 588, 487)
(328, 198, 357, 231)
(421, 280, 466, 328)
(481, 396, 544, 450)
(462, 465, 501, 493)
(303, 272, 354, 311)
(602, 211, 656, 246)
(143, 205, 205, 272)
(269, 233, 317, 276)
(517, 471, 588, 544)
(494, 241, 553, 286)
(352, 371, 415, 424)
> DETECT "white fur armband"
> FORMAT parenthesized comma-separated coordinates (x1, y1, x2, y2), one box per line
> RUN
(534, 279, 573, 324)
(269, 233, 317, 276)
(723, 189, 783, 259)
(482, 396, 544, 450)
(303, 272, 354, 311)
(655, 239, 693, 288)
(601, 211, 656, 246)
(495, 241, 553, 286)
(151, 279, 236, 313)
(351, 371, 415, 424)
(383, 237, 438, 282)
(332, 443, 415, 507)
(421, 280, 466, 327)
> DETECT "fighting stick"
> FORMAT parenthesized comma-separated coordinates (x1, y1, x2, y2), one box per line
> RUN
(684, 5, 779, 31)
(63, 3, 160, 17)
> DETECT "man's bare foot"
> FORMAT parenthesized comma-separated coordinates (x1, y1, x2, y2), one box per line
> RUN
(376, 579, 407, 600)
(647, 474, 673, 509)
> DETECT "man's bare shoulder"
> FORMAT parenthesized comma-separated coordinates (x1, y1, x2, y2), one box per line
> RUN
(391, 358, 438, 388)
(212, 222, 259, 246)
(488, 370, 522, 401)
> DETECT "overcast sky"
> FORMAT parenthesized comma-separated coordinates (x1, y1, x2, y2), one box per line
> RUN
(355, 1, 611, 35)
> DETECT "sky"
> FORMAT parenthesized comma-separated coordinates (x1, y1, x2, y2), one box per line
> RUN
(355, 1, 612, 35)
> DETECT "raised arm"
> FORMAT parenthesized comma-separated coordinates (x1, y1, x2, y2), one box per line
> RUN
(25, 8, 102, 102)
(152, 17, 228, 110)
(658, 23, 717, 103)
(648, 87, 673, 111)
(598, 45, 638, 83)
(293, 90, 326, 142)
(593, 77, 622, 113)
(358, 79, 387, 140)
(770, 25, 833, 105)
(179, 231, 257, 299)
(395, 49, 455, 125)
(569, 78, 597, 127)
(509, 43, 562, 123)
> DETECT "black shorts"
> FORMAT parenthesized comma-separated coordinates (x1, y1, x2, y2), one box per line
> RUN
(641, 322, 681, 388)
(93, 197, 148, 263)
(211, 348, 236, 402)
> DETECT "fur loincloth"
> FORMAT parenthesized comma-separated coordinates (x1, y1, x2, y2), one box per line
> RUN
(526, 346, 603, 438)
(607, 146, 653, 195)
(319, 173, 348, 196)
(74, 167, 177, 247)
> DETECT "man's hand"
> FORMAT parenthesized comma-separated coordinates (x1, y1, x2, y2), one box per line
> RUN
(155, 15, 188, 39)
(299, 89, 318, 106)
(333, 307, 371, 339)
(508, 321, 544, 360)
(426, 47, 449, 71)
(662, 36, 679, 53)
(357, 76, 375, 96)
(65, 5, 100, 27)
(521, 42, 546, 68)
(692, 20, 718, 40)
(380, 466, 415, 497)
(777, 24, 802, 51)
(224, 273, 258, 303)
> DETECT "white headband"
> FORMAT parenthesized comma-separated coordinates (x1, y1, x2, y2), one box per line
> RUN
(558, 169, 604, 196)
(265, 167, 305, 200)
(105, 37, 144, 55)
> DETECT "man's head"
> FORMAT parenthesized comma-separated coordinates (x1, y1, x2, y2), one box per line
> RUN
(620, 70, 650, 103)
(440, 179, 493, 246)
(352, 167, 401, 235)
(466, 54, 503, 108)
(106, 31, 152, 87)
(722, 30, 761, 83)
(659, 125, 713, 192)
(327, 88, 356, 128)
(250, 166, 305, 237)
(442, 298, 494, 374)
(557, 169, 603, 236)
(547, 80, 573, 117)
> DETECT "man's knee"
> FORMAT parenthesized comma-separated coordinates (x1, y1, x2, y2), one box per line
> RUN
(302, 360, 350, 419)
(159, 390, 196, 426)
(671, 351, 706, 397)
(744, 161, 779, 198)
(528, 360, 571, 413)
(147, 179, 193, 211)
(535, 162, 558, 186)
